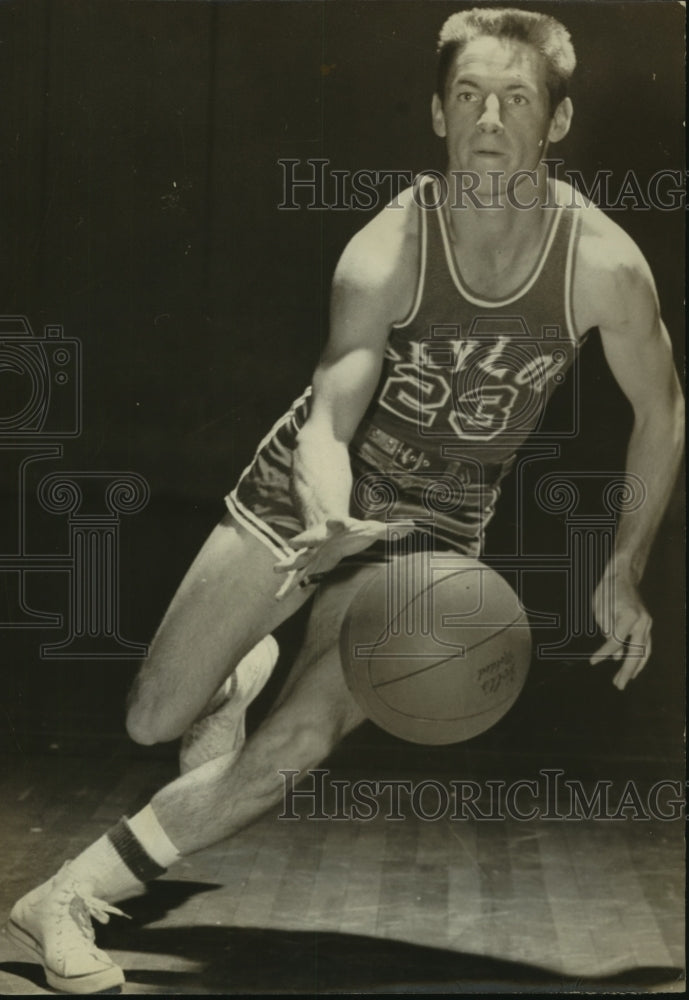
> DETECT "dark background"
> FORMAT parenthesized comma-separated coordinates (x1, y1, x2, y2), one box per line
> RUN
(0, 1, 684, 767)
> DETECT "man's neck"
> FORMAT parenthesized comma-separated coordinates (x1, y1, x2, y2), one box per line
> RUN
(444, 163, 553, 253)
(440, 165, 557, 297)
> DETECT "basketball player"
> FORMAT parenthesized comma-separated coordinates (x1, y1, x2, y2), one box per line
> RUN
(7, 8, 683, 993)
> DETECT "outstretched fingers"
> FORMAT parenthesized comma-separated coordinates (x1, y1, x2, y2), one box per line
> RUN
(590, 611, 652, 690)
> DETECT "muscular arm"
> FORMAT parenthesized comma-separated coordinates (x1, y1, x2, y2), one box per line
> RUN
(291, 259, 393, 527)
(600, 312, 683, 583)
(273, 197, 418, 597)
(577, 218, 684, 687)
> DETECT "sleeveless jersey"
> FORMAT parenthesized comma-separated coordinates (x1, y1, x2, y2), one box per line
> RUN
(228, 175, 585, 558)
(349, 175, 584, 477)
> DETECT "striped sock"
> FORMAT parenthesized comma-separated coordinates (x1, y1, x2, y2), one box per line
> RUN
(125, 804, 181, 869)
(67, 804, 181, 902)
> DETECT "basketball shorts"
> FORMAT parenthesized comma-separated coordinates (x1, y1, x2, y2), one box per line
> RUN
(225, 388, 509, 563)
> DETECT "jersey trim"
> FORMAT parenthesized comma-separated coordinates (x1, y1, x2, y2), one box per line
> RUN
(564, 209, 583, 345)
(391, 192, 428, 330)
(436, 181, 565, 308)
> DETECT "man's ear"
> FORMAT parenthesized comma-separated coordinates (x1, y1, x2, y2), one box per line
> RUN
(548, 97, 573, 144)
(431, 93, 447, 138)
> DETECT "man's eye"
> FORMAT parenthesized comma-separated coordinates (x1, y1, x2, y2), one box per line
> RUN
(508, 94, 528, 105)
(457, 92, 479, 102)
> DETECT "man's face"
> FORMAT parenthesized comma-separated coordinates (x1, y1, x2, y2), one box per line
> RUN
(432, 36, 570, 193)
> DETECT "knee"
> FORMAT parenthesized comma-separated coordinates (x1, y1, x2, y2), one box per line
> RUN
(125, 659, 187, 746)
(125, 697, 181, 747)
(124, 673, 153, 745)
(279, 715, 346, 771)
(125, 704, 159, 745)
(268, 669, 362, 769)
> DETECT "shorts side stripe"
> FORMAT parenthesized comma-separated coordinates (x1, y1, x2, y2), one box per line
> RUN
(224, 387, 312, 558)
(230, 385, 311, 497)
(225, 492, 294, 558)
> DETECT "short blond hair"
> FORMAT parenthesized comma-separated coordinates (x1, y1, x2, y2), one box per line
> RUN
(437, 7, 576, 112)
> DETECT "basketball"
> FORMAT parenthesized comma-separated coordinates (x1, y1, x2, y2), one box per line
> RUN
(339, 553, 531, 745)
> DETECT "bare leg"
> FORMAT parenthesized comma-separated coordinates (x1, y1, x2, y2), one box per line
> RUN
(150, 561, 379, 854)
(5, 560, 377, 996)
(126, 513, 313, 745)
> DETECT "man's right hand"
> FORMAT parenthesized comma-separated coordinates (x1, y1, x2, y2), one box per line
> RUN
(273, 517, 415, 600)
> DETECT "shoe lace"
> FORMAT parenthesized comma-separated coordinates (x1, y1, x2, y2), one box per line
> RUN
(60, 890, 129, 955)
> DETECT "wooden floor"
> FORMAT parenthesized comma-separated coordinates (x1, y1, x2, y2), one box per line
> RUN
(0, 749, 684, 995)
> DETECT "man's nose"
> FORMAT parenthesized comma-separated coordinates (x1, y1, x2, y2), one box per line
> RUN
(476, 93, 503, 133)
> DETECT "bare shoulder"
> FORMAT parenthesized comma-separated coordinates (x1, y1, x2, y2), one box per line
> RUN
(564, 185, 660, 335)
(333, 186, 420, 322)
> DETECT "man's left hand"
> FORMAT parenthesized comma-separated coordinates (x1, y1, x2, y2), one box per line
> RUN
(590, 566, 652, 690)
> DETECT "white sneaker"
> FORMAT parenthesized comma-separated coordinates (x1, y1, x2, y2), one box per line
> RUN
(7, 862, 128, 994)
(179, 634, 279, 774)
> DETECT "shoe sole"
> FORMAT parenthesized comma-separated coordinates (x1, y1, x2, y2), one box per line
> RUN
(6, 916, 125, 994)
